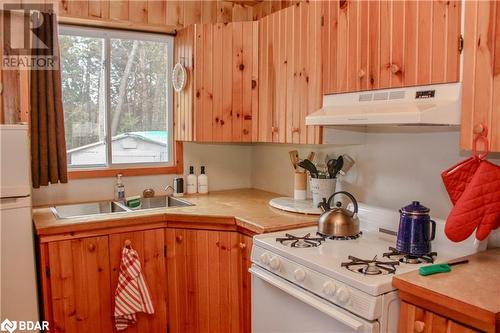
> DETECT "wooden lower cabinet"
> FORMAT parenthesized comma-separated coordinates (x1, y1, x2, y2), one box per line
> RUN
(39, 227, 252, 333)
(109, 229, 168, 333)
(166, 228, 252, 333)
(399, 302, 479, 333)
(44, 236, 113, 333)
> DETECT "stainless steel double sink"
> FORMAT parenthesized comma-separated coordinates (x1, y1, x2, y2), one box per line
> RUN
(51, 196, 194, 219)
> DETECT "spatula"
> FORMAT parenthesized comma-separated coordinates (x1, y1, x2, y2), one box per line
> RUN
(418, 259, 469, 276)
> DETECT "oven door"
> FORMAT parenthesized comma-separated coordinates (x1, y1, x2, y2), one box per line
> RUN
(250, 265, 379, 333)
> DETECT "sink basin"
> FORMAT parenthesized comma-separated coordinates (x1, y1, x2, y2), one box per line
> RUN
(52, 201, 128, 219)
(136, 196, 193, 210)
(51, 196, 194, 219)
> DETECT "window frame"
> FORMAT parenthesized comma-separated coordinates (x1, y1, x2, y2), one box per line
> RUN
(59, 25, 179, 178)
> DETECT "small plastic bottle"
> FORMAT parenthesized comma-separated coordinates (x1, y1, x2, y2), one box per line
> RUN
(197, 166, 208, 194)
(186, 166, 198, 194)
(115, 174, 125, 202)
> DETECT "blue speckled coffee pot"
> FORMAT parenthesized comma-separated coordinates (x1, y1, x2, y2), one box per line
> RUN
(396, 201, 436, 256)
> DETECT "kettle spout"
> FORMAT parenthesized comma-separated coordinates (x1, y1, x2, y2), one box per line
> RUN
(318, 197, 329, 213)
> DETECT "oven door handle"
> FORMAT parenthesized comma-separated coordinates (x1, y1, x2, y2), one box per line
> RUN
(250, 266, 364, 331)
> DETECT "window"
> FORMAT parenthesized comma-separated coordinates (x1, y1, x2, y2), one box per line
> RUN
(59, 26, 173, 170)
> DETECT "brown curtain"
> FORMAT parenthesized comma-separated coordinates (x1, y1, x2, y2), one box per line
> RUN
(30, 12, 67, 188)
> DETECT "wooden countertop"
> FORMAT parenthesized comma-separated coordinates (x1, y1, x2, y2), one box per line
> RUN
(33, 188, 318, 238)
(393, 248, 500, 330)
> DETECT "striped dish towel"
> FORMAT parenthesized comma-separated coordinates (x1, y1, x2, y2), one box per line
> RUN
(114, 246, 154, 330)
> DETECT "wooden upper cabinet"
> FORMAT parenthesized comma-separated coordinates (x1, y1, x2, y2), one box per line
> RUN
(166, 228, 250, 333)
(322, 0, 461, 95)
(44, 236, 113, 333)
(109, 229, 168, 333)
(258, 2, 323, 144)
(174, 21, 259, 143)
(461, 0, 500, 152)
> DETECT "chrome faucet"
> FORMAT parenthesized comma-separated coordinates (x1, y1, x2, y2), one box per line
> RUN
(164, 185, 174, 196)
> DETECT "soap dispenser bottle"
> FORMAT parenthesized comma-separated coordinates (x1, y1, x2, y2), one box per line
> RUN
(198, 166, 208, 194)
(115, 174, 125, 202)
(186, 166, 198, 194)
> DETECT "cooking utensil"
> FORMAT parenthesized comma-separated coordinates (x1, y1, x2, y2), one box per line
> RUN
(332, 155, 344, 178)
(317, 191, 360, 237)
(327, 159, 336, 178)
(418, 259, 469, 276)
(339, 154, 355, 176)
(396, 201, 436, 256)
(307, 152, 316, 162)
(289, 150, 299, 170)
(298, 159, 318, 178)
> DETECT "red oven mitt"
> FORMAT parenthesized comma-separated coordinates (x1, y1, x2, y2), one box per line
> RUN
(445, 159, 500, 242)
(441, 156, 482, 205)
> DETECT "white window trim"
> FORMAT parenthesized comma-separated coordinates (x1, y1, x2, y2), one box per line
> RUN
(59, 25, 174, 170)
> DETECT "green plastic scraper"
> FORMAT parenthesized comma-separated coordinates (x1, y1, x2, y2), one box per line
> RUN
(418, 260, 469, 276)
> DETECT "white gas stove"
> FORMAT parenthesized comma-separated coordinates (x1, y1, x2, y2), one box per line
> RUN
(250, 204, 485, 333)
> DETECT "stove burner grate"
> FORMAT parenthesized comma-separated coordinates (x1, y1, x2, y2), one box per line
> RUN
(318, 231, 363, 241)
(276, 233, 326, 248)
(382, 247, 437, 264)
(341, 255, 399, 275)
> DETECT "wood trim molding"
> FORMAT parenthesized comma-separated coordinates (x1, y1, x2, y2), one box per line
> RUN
(68, 141, 184, 180)
(58, 15, 178, 34)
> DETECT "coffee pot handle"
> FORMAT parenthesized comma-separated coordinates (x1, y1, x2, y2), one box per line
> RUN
(428, 220, 436, 241)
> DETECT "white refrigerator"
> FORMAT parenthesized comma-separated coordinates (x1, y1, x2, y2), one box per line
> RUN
(0, 124, 40, 324)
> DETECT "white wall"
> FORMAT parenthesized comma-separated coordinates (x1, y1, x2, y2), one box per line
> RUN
(251, 127, 500, 220)
(34, 127, 500, 222)
(32, 142, 253, 206)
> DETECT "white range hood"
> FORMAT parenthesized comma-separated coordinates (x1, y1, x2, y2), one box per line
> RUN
(306, 83, 462, 126)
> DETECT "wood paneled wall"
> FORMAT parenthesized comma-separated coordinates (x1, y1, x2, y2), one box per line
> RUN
(0, 1, 289, 125)
(322, 0, 461, 94)
(0, 10, 30, 125)
(258, 1, 322, 144)
(174, 25, 194, 141)
(55, 0, 294, 33)
(461, 0, 500, 152)
(57, 0, 254, 31)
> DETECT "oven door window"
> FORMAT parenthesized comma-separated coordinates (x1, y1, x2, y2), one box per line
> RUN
(251, 266, 379, 333)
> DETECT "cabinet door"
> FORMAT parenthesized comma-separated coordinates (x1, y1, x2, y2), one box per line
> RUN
(109, 229, 168, 333)
(322, 0, 461, 94)
(46, 236, 113, 333)
(461, 0, 500, 152)
(258, 1, 322, 144)
(399, 301, 479, 333)
(166, 228, 247, 333)
(192, 22, 259, 143)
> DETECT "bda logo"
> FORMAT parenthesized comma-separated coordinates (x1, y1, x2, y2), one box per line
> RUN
(0, 319, 17, 333)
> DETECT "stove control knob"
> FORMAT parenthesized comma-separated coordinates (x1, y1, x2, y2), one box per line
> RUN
(322, 281, 336, 297)
(260, 252, 270, 265)
(336, 287, 351, 304)
(269, 257, 281, 270)
(294, 268, 306, 282)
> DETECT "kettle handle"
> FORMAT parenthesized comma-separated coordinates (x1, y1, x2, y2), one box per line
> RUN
(327, 191, 358, 215)
(427, 220, 436, 241)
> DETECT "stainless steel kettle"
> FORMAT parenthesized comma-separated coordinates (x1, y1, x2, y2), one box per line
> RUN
(317, 191, 360, 237)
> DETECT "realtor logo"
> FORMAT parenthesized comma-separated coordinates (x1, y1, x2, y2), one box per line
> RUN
(0, 319, 49, 332)
(1, 3, 56, 69)
(0, 319, 17, 333)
